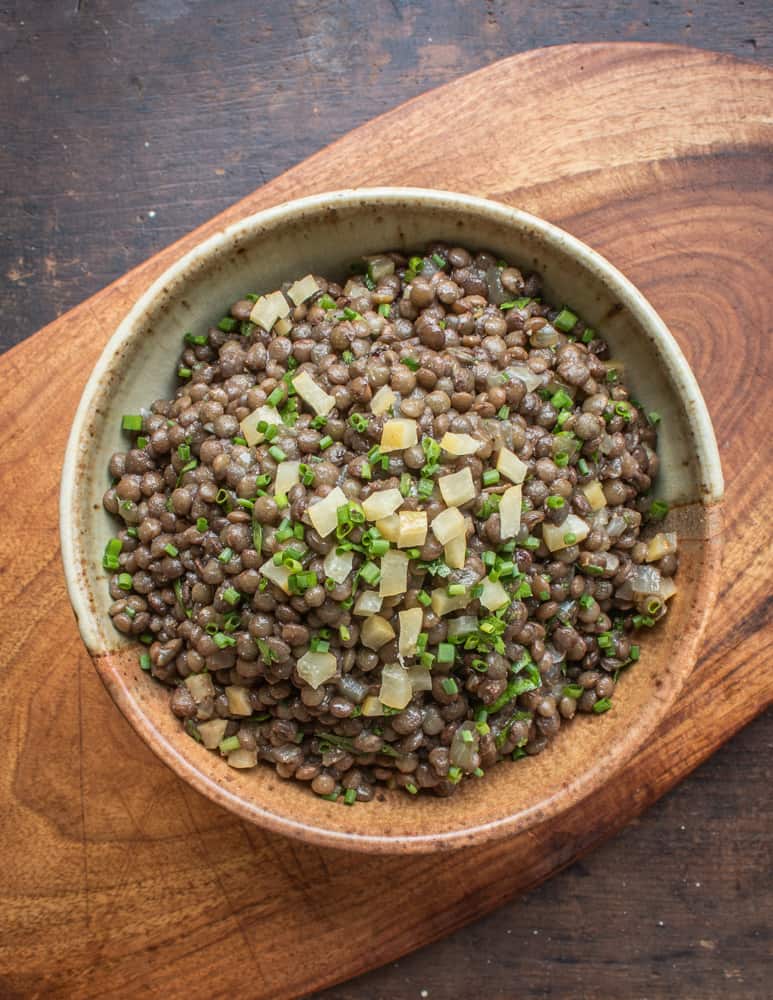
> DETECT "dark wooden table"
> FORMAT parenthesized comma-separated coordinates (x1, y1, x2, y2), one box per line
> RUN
(2, 4, 770, 998)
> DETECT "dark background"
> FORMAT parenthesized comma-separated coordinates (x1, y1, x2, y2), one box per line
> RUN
(2, 3, 770, 998)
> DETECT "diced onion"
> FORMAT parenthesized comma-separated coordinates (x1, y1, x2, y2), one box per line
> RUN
(542, 513, 590, 552)
(353, 590, 383, 616)
(431, 506, 466, 545)
(297, 650, 338, 689)
(360, 614, 395, 650)
(371, 384, 396, 416)
(398, 607, 423, 656)
(530, 323, 559, 348)
(227, 748, 258, 769)
(447, 615, 478, 639)
(499, 484, 523, 539)
(361, 695, 385, 717)
(378, 662, 413, 710)
(196, 719, 228, 750)
(582, 481, 606, 512)
(407, 666, 433, 694)
(438, 467, 475, 507)
(274, 460, 300, 496)
(380, 549, 408, 597)
(444, 534, 466, 569)
(440, 432, 479, 456)
(366, 255, 396, 281)
(449, 721, 479, 772)
(287, 274, 320, 306)
(659, 576, 678, 602)
(259, 559, 291, 593)
(308, 486, 348, 538)
(646, 531, 678, 563)
(629, 564, 662, 596)
(479, 576, 509, 611)
(362, 488, 404, 522)
(496, 447, 528, 485)
(504, 364, 542, 392)
(184, 672, 215, 703)
(249, 291, 289, 331)
(238, 404, 283, 447)
(380, 418, 418, 452)
(274, 316, 293, 337)
(398, 509, 428, 548)
(225, 685, 253, 717)
(293, 370, 336, 416)
(375, 514, 401, 543)
(431, 588, 472, 616)
(323, 547, 354, 584)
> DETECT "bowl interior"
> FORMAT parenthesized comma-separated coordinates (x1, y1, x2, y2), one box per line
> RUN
(63, 189, 723, 852)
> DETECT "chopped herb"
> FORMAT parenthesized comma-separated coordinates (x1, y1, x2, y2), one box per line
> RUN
(139, 653, 151, 671)
(482, 469, 500, 486)
(217, 316, 238, 332)
(593, 698, 612, 714)
(650, 499, 669, 520)
(318, 435, 334, 451)
(218, 547, 233, 563)
(121, 414, 143, 431)
(222, 586, 241, 607)
(401, 356, 420, 372)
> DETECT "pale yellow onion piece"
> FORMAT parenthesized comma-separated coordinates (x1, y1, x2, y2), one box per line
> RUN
(375, 513, 401, 543)
(398, 607, 424, 657)
(323, 547, 354, 584)
(407, 666, 433, 694)
(286, 274, 320, 306)
(496, 446, 528, 484)
(380, 418, 418, 452)
(360, 614, 395, 650)
(308, 486, 348, 538)
(353, 590, 383, 617)
(430, 505, 466, 545)
(184, 672, 215, 702)
(431, 588, 472, 616)
(292, 369, 336, 416)
(479, 576, 509, 611)
(362, 488, 404, 522)
(196, 719, 228, 750)
(645, 531, 678, 563)
(274, 460, 300, 496)
(438, 466, 475, 507)
(274, 316, 293, 337)
(659, 576, 678, 602)
(397, 510, 428, 548)
(249, 293, 283, 331)
(365, 255, 395, 281)
(379, 549, 408, 597)
(238, 404, 283, 447)
(227, 748, 258, 769)
(582, 480, 607, 511)
(370, 384, 396, 416)
(297, 650, 338, 689)
(542, 513, 590, 552)
(378, 662, 413, 710)
(361, 694, 385, 717)
(259, 559, 292, 594)
(444, 534, 466, 569)
(499, 484, 523, 539)
(440, 432, 479, 456)
(225, 685, 253, 717)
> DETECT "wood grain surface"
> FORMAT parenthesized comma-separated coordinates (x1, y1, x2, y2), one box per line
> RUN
(1, 41, 772, 1000)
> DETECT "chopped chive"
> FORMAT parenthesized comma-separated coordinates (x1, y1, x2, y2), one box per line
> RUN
(219, 735, 241, 753)
(342, 350, 354, 364)
(417, 478, 434, 500)
(650, 499, 669, 520)
(319, 294, 337, 310)
(378, 303, 391, 317)
(551, 388, 573, 410)
(417, 590, 431, 607)
(546, 495, 565, 509)
(401, 356, 419, 372)
(582, 327, 595, 344)
(405, 782, 419, 795)
(318, 435, 333, 451)
(554, 452, 569, 468)
(579, 593, 594, 609)
(482, 469, 500, 487)
(217, 316, 238, 332)
(447, 766, 463, 784)
(177, 366, 192, 380)
(139, 653, 151, 671)
(563, 532, 577, 545)
(562, 684, 584, 699)
(593, 698, 612, 714)
(461, 729, 474, 744)
(630, 644, 640, 661)
(222, 586, 241, 606)
(360, 561, 380, 586)
(554, 307, 578, 333)
(497, 405, 510, 420)
(163, 543, 179, 558)
(447, 583, 465, 597)
(349, 412, 369, 433)
(399, 472, 412, 497)
(343, 306, 361, 321)
(343, 788, 357, 805)
(577, 457, 590, 476)
(268, 444, 286, 463)
(267, 386, 285, 407)
(218, 547, 233, 563)
(183, 331, 208, 346)
(117, 572, 133, 591)
(121, 414, 143, 431)
(213, 632, 236, 649)
(648, 411, 661, 426)
(437, 646, 455, 667)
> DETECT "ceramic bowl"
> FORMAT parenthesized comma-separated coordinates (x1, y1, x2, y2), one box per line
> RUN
(60, 188, 723, 853)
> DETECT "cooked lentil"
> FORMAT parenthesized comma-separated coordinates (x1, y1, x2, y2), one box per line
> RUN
(102, 245, 678, 802)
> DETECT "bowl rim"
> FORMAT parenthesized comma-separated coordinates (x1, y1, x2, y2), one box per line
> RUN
(60, 186, 724, 852)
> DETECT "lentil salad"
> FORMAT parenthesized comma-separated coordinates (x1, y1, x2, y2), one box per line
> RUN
(102, 244, 678, 802)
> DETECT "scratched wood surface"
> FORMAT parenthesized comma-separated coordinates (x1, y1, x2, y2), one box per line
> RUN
(0, 42, 772, 1000)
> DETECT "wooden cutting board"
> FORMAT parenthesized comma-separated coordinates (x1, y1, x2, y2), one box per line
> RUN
(1, 43, 771, 999)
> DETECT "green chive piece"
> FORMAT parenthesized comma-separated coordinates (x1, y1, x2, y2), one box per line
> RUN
(554, 307, 578, 333)
(121, 414, 143, 431)
(117, 573, 133, 591)
(562, 684, 584, 699)
(267, 386, 285, 407)
(401, 356, 419, 372)
(139, 653, 151, 671)
(593, 698, 612, 714)
(482, 469, 500, 487)
(217, 316, 238, 332)
(417, 590, 431, 607)
(319, 435, 333, 451)
(319, 294, 337, 310)
(437, 646, 455, 667)
(650, 499, 669, 520)
(223, 586, 241, 606)
(219, 735, 241, 753)
(343, 788, 357, 805)
(218, 547, 233, 563)
(163, 543, 179, 558)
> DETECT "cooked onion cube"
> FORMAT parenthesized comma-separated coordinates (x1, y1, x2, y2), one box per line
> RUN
(259, 559, 292, 593)
(645, 531, 678, 563)
(444, 534, 466, 569)
(361, 614, 396, 650)
(659, 576, 678, 602)
(286, 274, 320, 306)
(366, 255, 395, 281)
(447, 615, 478, 639)
(239, 404, 283, 447)
(582, 480, 607, 511)
(370, 384, 396, 416)
(225, 685, 253, 717)
(227, 748, 258, 769)
(440, 432, 479, 456)
(496, 446, 528, 484)
(407, 666, 433, 693)
(353, 590, 383, 617)
(323, 547, 354, 584)
(308, 486, 348, 538)
(293, 370, 336, 416)
(375, 513, 401, 543)
(378, 662, 413, 710)
(398, 510, 428, 548)
(499, 484, 523, 539)
(479, 576, 509, 611)
(362, 488, 404, 522)
(196, 719, 228, 750)
(431, 588, 472, 616)
(380, 418, 418, 452)
(398, 607, 423, 656)
(361, 694, 385, 717)
(297, 650, 338, 689)
(249, 290, 289, 330)
(274, 460, 300, 496)
(542, 513, 590, 552)
(274, 316, 293, 337)
(184, 672, 215, 703)
(431, 506, 466, 545)
(379, 549, 408, 597)
(438, 467, 475, 507)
